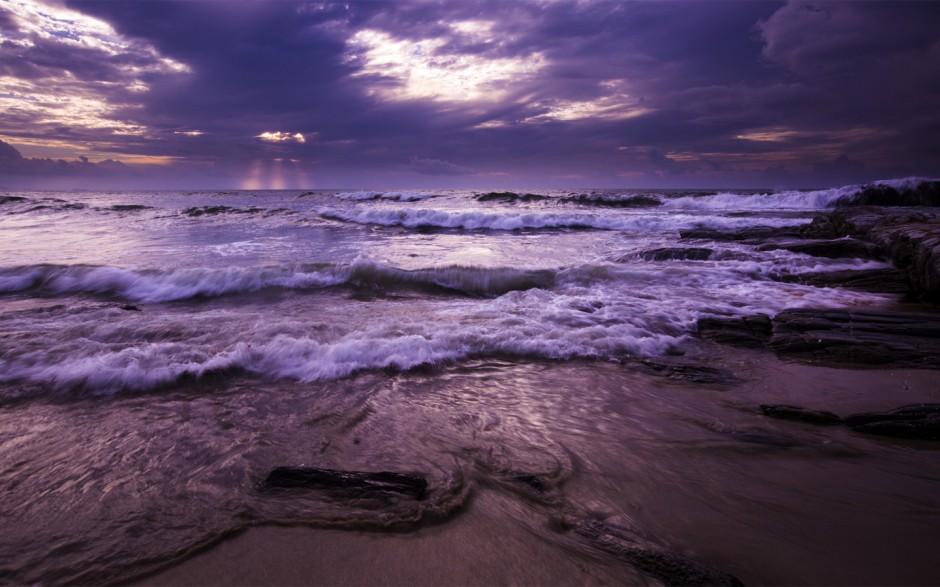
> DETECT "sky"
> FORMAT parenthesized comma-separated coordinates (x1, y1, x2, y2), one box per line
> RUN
(0, 0, 938, 190)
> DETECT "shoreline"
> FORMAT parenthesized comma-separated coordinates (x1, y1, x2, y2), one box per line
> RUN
(131, 353, 940, 587)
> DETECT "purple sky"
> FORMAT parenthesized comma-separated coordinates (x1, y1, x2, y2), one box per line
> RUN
(1, 0, 938, 189)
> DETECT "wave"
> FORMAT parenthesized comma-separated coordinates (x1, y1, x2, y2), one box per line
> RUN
(561, 194, 663, 208)
(0, 289, 683, 395)
(660, 177, 939, 211)
(0, 261, 556, 303)
(333, 191, 441, 202)
(316, 206, 808, 231)
(0, 195, 88, 215)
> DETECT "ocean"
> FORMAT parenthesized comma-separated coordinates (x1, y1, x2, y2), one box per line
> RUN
(1, 182, 938, 585)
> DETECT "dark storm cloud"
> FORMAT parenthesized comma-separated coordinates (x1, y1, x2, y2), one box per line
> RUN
(3, 0, 938, 188)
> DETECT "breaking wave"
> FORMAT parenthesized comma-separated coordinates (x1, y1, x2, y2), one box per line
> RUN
(0, 261, 556, 302)
(316, 207, 807, 231)
(333, 191, 441, 202)
(661, 177, 939, 211)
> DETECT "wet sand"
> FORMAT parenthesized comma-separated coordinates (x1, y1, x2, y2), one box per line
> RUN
(133, 350, 940, 586)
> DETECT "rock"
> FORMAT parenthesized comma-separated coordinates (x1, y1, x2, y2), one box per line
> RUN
(757, 238, 884, 260)
(760, 404, 843, 425)
(835, 181, 940, 207)
(511, 474, 548, 493)
(769, 308, 940, 367)
(262, 466, 428, 500)
(725, 428, 797, 448)
(845, 405, 940, 439)
(772, 268, 911, 295)
(575, 521, 744, 587)
(867, 222, 940, 301)
(638, 247, 713, 261)
(120, 304, 142, 312)
(632, 358, 742, 386)
(679, 226, 807, 243)
(850, 416, 940, 440)
(697, 315, 772, 348)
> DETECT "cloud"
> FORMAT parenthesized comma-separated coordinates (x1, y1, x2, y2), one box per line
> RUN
(0, 0, 932, 189)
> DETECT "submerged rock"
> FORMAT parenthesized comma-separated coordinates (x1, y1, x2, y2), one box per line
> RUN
(638, 247, 713, 261)
(769, 308, 940, 368)
(757, 238, 884, 260)
(697, 315, 772, 348)
(575, 521, 744, 587)
(760, 404, 843, 425)
(844, 404, 940, 439)
(753, 403, 940, 441)
(679, 226, 806, 242)
(632, 358, 742, 386)
(772, 268, 911, 295)
(262, 466, 428, 500)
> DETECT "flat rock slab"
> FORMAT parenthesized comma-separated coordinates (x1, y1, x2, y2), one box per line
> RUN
(697, 315, 772, 348)
(638, 247, 713, 261)
(757, 238, 884, 260)
(845, 404, 940, 440)
(575, 521, 744, 587)
(760, 404, 843, 425)
(629, 357, 742, 386)
(679, 226, 807, 243)
(770, 308, 940, 368)
(262, 466, 428, 500)
(755, 403, 940, 440)
(772, 268, 911, 295)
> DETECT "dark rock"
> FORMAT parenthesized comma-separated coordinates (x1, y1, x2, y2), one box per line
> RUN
(769, 308, 940, 367)
(0, 195, 27, 205)
(575, 521, 744, 587)
(262, 466, 428, 500)
(697, 315, 772, 348)
(760, 404, 843, 425)
(835, 181, 940, 207)
(757, 238, 884, 260)
(638, 247, 713, 261)
(475, 191, 549, 203)
(679, 226, 806, 242)
(511, 474, 548, 493)
(632, 358, 742, 386)
(120, 304, 142, 312)
(562, 194, 662, 208)
(725, 428, 797, 448)
(845, 404, 940, 439)
(868, 222, 940, 301)
(844, 404, 940, 427)
(772, 268, 911, 295)
(850, 416, 940, 440)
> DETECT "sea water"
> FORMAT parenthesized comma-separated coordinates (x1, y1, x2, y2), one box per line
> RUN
(1, 182, 938, 585)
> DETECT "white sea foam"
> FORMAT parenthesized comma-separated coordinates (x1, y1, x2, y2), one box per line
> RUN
(661, 187, 856, 211)
(317, 206, 807, 231)
(0, 256, 893, 395)
(660, 177, 938, 211)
